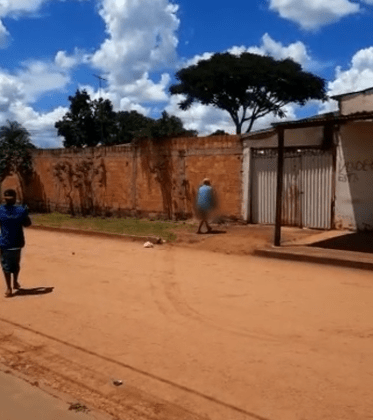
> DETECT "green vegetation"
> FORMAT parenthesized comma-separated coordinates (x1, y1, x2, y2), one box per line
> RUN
(0, 120, 35, 186)
(31, 213, 197, 242)
(170, 52, 327, 134)
(55, 90, 197, 148)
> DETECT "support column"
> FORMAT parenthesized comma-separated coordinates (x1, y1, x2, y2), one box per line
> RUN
(274, 127, 285, 246)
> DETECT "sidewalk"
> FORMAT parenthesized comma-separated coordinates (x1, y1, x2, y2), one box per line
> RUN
(254, 230, 373, 270)
(0, 368, 109, 420)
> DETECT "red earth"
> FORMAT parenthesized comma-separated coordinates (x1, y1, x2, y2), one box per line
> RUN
(0, 227, 372, 420)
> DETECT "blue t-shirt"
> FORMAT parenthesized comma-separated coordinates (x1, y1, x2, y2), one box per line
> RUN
(0, 205, 29, 249)
(197, 185, 215, 211)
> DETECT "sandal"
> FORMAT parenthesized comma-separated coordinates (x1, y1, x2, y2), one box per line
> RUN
(5, 290, 12, 298)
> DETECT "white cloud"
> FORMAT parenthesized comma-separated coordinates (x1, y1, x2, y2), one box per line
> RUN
(117, 72, 170, 102)
(0, 0, 46, 16)
(0, 59, 71, 147)
(182, 34, 312, 69)
(0, 73, 24, 113)
(319, 47, 373, 113)
(166, 95, 297, 135)
(90, 0, 179, 96)
(0, 1, 49, 48)
(2, 101, 67, 147)
(78, 0, 181, 118)
(246, 33, 312, 68)
(54, 49, 89, 70)
(268, 0, 360, 30)
(16, 60, 70, 103)
(0, 20, 10, 48)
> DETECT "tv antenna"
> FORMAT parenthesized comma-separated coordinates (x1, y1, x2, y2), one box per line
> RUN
(93, 74, 107, 144)
(93, 74, 107, 95)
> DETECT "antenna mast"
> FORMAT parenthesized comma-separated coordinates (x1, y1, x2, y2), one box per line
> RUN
(93, 74, 107, 144)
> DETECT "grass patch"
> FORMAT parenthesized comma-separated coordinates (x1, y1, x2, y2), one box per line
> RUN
(31, 213, 197, 242)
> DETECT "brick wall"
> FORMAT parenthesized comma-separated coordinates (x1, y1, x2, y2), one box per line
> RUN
(1, 135, 243, 219)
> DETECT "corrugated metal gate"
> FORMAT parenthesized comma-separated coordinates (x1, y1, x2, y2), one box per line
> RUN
(251, 148, 334, 229)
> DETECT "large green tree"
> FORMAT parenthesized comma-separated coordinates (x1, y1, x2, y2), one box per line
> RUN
(169, 52, 327, 134)
(148, 111, 197, 140)
(56, 90, 197, 147)
(0, 120, 36, 189)
(55, 90, 116, 148)
(112, 110, 154, 144)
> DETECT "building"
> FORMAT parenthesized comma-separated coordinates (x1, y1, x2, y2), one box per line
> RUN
(241, 87, 373, 231)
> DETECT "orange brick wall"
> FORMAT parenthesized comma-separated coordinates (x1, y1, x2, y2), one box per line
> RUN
(1, 135, 243, 219)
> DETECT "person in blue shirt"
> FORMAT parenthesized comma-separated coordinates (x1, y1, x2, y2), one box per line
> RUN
(0, 189, 31, 297)
(196, 178, 217, 234)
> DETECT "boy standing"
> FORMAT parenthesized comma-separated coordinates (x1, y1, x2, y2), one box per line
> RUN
(0, 189, 31, 297)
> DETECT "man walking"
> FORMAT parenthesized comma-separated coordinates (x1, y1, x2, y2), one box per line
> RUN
(0, 189, 31, 297)
(196, 178, 216, 234)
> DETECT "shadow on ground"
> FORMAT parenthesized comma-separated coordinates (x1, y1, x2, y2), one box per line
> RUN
(13, 287, 54, 297)
(199, 229, 227, 235)
(310, 232, 373, 254)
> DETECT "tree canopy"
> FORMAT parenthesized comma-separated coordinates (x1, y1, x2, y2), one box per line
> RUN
(55, 90, 116, 148)
(169, 52, 327, 134)
(0, 120, 35, 184)
(56, 90, 197, 148)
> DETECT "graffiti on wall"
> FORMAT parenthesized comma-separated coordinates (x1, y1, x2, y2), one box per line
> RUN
(338, 159, 373, 183)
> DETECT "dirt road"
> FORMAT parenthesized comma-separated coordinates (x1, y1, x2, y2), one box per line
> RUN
(0, 229, 372, 420)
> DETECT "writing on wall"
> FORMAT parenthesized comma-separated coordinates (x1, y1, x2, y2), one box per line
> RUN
(338, 159, 373, 182)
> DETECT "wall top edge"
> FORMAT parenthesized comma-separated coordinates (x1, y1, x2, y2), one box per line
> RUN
(32, 135, 243, 156)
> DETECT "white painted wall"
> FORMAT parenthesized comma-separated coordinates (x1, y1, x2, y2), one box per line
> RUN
(335, 122, 373, 230)
(340, 92, 373, 115)
(242, 126, 323, 149)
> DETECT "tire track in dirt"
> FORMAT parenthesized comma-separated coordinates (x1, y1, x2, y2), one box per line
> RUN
(153, 248, 285, 345)
(0, 320, 272, 420)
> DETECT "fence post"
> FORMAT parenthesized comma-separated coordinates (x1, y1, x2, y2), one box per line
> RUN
(274, 126, 285, 246)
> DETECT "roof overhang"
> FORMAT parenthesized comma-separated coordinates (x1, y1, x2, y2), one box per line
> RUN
(271, 111, 373, 130)
(331, 87, 373, 101)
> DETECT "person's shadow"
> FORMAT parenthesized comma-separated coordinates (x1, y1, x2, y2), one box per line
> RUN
(204, 229, 227, 234)
(12, 287, 54, 297)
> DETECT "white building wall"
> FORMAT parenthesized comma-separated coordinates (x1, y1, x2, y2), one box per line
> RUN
(242, 126, 323, 149)
(340, 92, 373, 115)
(335, 122, 373, 230)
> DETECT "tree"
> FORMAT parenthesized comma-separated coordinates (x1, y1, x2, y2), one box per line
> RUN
(148, 111, 197, 140)
(56, 90, 198, 148)
(0, 120, 36, 192)
(112, 110, 154, 144)
(209, 130, 229, 136)
(55, 90, 96, 148)
(169, 52, 327, 134)
(92, 97, 117, 146)
(55, 90, 117, 148)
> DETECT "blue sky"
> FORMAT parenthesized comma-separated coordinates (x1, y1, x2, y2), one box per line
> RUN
(1, 0, 373, 147)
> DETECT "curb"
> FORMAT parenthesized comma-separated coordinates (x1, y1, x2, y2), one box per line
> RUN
(253, 247, 373, 271)
(28, 225, 164, 244)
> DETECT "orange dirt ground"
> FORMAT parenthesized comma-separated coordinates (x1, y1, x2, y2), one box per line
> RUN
(0, 228, 372, 420)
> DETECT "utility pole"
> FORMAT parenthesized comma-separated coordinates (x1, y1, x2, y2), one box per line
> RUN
(93, 74, 107, 145)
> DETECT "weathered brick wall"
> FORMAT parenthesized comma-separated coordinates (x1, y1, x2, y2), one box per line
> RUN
(2, 135, 243, 219)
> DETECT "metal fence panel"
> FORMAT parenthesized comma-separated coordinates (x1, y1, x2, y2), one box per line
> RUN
(301, 151, 333, 229)
(251, 148, 333, 229)
(252, 152, 277, 224)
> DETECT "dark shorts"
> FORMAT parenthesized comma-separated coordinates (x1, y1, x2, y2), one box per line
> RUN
(196, 207, 211, 220)
(0, 249, 21, 273)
